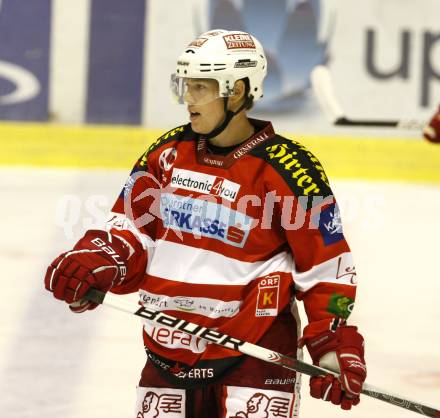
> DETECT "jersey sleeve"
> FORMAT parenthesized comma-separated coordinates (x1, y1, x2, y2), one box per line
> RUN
(105, 125, 185, 294)
(264, 137, 357, 341)
(104, 151, 155, 294)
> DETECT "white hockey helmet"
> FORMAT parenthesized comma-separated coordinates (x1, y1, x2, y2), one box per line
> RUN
(171, 29, 267, 106)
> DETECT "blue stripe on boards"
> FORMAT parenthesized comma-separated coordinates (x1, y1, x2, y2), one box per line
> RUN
(0, 0, 51, 121)
(86, 0, 146, 125)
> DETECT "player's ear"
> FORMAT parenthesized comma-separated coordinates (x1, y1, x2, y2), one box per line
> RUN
(228, 80, 246, 110)
(234, 80, 246, 100)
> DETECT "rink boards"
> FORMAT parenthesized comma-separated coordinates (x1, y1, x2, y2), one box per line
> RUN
(1, 122, 440, 183)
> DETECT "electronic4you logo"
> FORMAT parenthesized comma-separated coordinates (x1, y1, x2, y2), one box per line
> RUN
(170, 168, 241, 202)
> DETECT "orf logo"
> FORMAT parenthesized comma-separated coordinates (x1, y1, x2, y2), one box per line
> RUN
(255, 275, 280, 317)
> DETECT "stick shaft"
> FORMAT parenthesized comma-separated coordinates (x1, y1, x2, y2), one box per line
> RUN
(311, 65, 426, 130)
(335, 117, 425, 130)
(85, 289, 440, 417)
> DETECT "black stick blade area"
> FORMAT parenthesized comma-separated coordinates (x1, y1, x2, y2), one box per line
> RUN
(335, 117, 399, 127)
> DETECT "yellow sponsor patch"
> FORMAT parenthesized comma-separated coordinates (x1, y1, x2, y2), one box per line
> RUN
(265, 140, 329, 195)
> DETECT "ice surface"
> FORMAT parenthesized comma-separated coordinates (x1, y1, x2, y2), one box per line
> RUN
(1, 167, 439, 418)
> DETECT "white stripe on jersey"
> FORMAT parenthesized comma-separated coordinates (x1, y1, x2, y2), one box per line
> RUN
(294, 252, 357, 292)
(147, 239, 294, 285)
(139, 289, 241, 318)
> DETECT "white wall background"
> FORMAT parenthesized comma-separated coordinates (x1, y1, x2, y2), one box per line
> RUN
(329, 0, 440, 122)
(44, 0, 440, 130)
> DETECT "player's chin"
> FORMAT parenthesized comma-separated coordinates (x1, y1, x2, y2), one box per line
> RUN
(190, 122, 201, 133)
(190, 120, 210, 135)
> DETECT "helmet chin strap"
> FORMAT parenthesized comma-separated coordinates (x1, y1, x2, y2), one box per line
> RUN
(202, 97, 250, 140)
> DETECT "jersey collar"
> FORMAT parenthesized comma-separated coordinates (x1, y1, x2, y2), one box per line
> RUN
(196, 119, 275, 169)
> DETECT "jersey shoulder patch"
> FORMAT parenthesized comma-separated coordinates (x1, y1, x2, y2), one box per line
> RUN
(251, 134, 333, 198)
(139, 124, 191, 167)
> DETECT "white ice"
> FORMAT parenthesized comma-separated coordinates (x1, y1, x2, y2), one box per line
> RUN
(0, 167, 439, 418)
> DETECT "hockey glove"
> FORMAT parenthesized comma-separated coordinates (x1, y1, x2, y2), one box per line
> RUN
(304, 325, 366, 410)
(44, 230, 130, 313)
(423, 105, 440, 143)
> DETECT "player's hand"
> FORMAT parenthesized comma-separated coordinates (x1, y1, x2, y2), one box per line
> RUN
(423, 105, 440, 143)
(44, 230, 129, 313)
(304, 325, 366, 410)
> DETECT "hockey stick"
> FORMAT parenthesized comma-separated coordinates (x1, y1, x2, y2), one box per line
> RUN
(311, 65, 426, 130)
(85, 288, 440, 417)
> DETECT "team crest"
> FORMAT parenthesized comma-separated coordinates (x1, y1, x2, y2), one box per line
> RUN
(159, 147, 177, 172)
(225, 386, 295, 418)
(136, 388, 184, 418)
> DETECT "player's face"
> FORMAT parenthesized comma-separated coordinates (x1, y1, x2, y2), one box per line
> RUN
(182, 78, 220, 106)
(186, 79, 226, 134)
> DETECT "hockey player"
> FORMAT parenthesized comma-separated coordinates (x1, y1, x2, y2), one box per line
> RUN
(44, 30, 367, 417)
(423, 105, 440, 143)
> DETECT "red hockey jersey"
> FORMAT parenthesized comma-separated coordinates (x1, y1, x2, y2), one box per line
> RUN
(107, 119, 357, 384)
